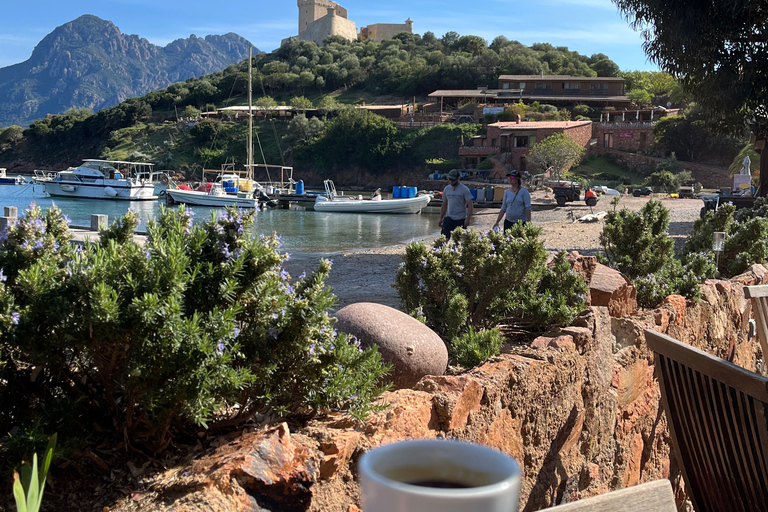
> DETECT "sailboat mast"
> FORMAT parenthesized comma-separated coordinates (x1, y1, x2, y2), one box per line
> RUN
(247, 46, 253, 178)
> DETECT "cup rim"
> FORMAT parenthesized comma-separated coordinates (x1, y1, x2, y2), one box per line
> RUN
(359, 439, 521, 497)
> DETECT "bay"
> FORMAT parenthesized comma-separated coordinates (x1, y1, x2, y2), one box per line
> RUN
(0, 183, 441, 253)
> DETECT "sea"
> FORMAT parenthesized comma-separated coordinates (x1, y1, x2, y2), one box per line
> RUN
(0, 183, 441, 254)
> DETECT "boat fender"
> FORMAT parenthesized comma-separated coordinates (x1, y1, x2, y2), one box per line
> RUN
(104, 187, 118, 197)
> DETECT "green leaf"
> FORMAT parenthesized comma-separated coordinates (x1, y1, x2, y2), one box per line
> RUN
(13, 472, 28, 512)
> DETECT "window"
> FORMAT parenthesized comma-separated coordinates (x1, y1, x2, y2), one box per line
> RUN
(502, 83, 509, 89)
(536, 83, 552, 90)
(513, 136, 529, 148)
(491, 138, 497, 146)
(518, 82, 525, 89)
(564, 83, 580, 90)
(590, 83, 609, 90)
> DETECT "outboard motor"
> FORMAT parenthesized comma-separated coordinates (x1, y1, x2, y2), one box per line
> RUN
(258, 189, 279, 209)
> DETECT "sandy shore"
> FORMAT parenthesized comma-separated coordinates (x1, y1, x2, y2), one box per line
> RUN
(283, 195, 703, 311)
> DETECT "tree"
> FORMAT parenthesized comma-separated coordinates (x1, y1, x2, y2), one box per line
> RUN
(613, 0, 768, 194)
(181, 105, 201, 120)
(290, 96, 314, 112)
(627, 89, 651, 107)
(254, 96, 277, 108)
(527, 133, 586, 182)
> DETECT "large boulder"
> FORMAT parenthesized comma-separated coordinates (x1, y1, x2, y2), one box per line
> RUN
(334, 302, 448, 389)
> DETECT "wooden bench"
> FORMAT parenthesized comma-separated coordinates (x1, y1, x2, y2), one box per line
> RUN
(547, 479, 675, 511)
(646, 328, 768, 512)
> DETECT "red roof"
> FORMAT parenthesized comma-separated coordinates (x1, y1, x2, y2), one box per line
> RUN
(489, 120, 592, 129)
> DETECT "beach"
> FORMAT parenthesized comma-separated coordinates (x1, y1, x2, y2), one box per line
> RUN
(283, 195, 704, 310)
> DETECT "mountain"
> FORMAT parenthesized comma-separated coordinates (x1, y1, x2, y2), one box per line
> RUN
(0, 15, 258, 127)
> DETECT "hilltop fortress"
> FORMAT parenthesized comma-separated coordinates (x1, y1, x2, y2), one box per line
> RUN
(284, 0, 413, 47)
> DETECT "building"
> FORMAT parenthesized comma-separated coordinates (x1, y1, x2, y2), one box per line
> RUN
(458, 120, 593, 173)
(360, 19, 413, 42)
(429, 75, 631, 110)
(294, 0, 357, 46)
(283, 1, 413, 47)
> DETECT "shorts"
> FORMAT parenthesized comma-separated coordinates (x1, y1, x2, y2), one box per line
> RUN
(441, 217, 465, 241)
(504, 219, 527, 230)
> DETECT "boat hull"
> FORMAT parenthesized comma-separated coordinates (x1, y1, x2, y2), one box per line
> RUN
(44, 180, 157, 200)
(314, 194, 432, 214)
(165, 189, 258, 208)
(0, 177, 16, 185)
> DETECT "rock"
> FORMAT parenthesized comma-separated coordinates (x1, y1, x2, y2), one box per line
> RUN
(365, 389, 440, 443)
(589, 263, 637, 317)
(335, 302, 448, 389)
(414, 375, 483, 431)
(319, 431, 361, 480)
(660, 295, 686, 326)
(531, 335, 575, 351)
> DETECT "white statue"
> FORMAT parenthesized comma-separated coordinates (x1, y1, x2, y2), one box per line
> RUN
(741, 155, 752, 175)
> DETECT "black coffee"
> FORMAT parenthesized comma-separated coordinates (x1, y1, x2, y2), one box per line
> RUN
(406, 479, 473, 489)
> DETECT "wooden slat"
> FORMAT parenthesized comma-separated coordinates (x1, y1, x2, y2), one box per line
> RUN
(646, 330, 768, 400)
(547, 479, 675, 511)
(744, 285, 768, 299)
(645, 329, 768, 512)
(749, 294, 768, 359)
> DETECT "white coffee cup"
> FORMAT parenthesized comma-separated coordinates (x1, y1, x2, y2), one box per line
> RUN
(358, 439, 521, 512)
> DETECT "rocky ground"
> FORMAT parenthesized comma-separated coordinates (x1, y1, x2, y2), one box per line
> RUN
(284, 194, 704, 310)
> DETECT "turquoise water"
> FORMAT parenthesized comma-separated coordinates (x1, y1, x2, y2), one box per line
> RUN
(0, 183, 440, 253)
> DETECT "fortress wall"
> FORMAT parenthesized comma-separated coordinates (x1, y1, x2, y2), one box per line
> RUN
(298, 14, 357, 46)
(361, 22, 413, 42)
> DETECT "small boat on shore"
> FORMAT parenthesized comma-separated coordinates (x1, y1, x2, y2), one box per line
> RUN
(42, 160, 163, 200)
(314, 180, 432, 214)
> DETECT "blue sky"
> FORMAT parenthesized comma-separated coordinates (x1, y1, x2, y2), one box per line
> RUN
(0, 0, 657, 71)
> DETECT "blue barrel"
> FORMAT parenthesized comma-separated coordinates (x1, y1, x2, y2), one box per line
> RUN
(407, 186, 417, 198)
(295, 180, 305, 195)
(393, 186, 401, 198)
(470, 188, 478, 201)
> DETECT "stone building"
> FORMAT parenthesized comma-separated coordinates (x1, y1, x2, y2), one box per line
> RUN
(360, 19, 414, 42)
(459, 120, 593, 173)
(293, 0, 357, 46)
(283, 1, 413, 47)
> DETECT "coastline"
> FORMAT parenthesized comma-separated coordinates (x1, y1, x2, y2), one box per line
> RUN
(283, 196, 704, 311)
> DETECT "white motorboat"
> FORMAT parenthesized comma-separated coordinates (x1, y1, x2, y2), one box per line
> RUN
(43, 160, 163, 200)
(314, 180, 432, 214)
(0, 168, 25, 185)
(164, 182, 258, 208)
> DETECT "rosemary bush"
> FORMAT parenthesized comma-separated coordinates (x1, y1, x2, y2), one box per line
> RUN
(682, 200, 768, 277)
(0, 204, 388, 455)
(395, 225, 588, 364)
(600, 200, 715, 307)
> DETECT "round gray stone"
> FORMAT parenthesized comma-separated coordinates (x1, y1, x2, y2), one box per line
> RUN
(335, 302, 448, 389)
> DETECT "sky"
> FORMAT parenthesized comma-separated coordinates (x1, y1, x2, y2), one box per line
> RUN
(0, 0, 658, 71)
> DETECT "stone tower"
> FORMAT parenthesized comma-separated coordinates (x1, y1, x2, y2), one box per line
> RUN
(297, 0, 348, 35)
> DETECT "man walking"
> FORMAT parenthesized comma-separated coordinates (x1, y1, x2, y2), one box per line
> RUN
(439, 169, 474, 241)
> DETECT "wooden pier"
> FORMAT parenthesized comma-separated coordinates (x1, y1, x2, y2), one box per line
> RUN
(1, 208, 147, 245)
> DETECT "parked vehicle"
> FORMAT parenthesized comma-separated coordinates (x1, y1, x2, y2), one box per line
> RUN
(552, 183, 597, 207)
(700, 188, 756, 218)
(633, 187, 653, 197)
(678, 185, 695, 198)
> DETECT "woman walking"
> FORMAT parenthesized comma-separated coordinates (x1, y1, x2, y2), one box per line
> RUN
(493, 171, 531, 231)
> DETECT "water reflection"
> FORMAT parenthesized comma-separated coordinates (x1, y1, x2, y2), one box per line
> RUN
(0, 185, 440, 253)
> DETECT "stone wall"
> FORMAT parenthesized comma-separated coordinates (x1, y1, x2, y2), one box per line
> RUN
(298, 9, 357, 46)
(118, 264, 768, 512)
(588, 147, 730, 188)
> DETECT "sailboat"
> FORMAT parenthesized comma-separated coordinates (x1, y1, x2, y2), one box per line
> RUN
(165, 47, 264, 208)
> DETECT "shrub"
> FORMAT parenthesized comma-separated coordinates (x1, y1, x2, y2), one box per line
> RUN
(0, 205, 389, 454)
(451, 327, 503, 368)
(682, 200, 768, 276)
(395, 226, 588, 364)
(600, 200, 716, 306)
(539, 104, 558, 113)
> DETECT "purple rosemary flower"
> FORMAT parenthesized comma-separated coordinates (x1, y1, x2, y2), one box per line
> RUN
(217, 340, 225, 353)
(11, 312, 20, 325)
(0, 269, 5, 282)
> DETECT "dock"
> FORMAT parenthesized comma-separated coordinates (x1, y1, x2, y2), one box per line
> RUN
(1, 208, 147, 245)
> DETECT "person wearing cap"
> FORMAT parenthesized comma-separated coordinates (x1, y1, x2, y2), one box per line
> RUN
(493, 171, 531, 231)
(439, 169, 474, 241)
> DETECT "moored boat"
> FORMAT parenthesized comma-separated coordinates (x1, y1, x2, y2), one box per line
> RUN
(0, 168, 25, 185)
(164, 182, 259, 208)
(314, 180, 432, 214)
(42, 160, 163, 200)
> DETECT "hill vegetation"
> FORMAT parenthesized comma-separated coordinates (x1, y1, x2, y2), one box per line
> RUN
(0, 31, 728, 182)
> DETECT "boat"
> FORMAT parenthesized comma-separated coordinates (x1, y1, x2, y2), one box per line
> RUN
(0, 168, 26, 185)
(314, 180, 432, 214)
(42, 160, 163, 200)
(164, 47, 284, 209)
(164, 182, 260, 208)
